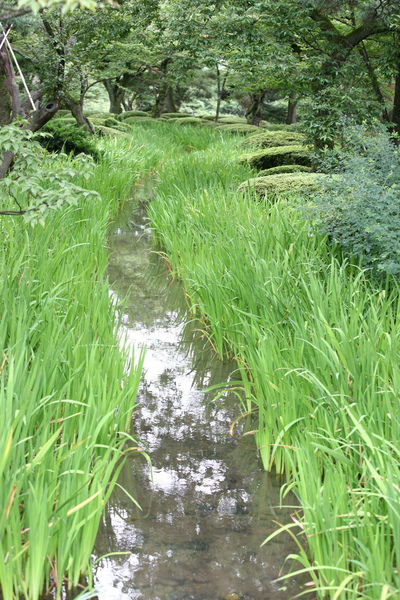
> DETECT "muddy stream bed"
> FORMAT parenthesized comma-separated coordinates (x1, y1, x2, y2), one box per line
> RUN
(93, 206, 305, 600)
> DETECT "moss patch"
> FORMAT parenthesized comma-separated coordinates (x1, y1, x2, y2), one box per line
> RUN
(239, 145, 311, 170)
(242, 131, 305, 149)
(258, 165, 312, 176)
(118, 110, 150, 120)
(163, 112, 193, 119)
(168, 117, 202, 125)
(237, 173, 322, 198)
(95, 125, 130, 138)
(216, 124, 260, 134)
(124, 116, 154, 124)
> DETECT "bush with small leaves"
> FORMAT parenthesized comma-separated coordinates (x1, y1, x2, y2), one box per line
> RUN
(0, 121, 99, 226)
(39, 120, 101, 160)
(310, 123, 400, 276)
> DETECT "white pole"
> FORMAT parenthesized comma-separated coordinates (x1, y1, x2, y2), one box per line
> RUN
(0, 21, 36, 111)
(0, 25, 11, 52)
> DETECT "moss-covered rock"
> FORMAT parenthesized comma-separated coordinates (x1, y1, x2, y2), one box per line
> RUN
(118, 110, 150, 120)
(104, 117, 120, 128)
(95, 125, 130, 138)
(162, 112, 193, 119)
(242, 131, 305, 149)
(217, 116, 247, 124)
(258, 165, 312, 176)
(263, 123, 303, 132)
(239, 145, 311, 170)
(237, 173, 322, 198)
(168, 117, 202, 125)
(216, 124, 260, 134)
(124, 116, 154, 124)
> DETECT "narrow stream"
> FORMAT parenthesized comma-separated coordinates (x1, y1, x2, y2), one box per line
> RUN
(93, 207, 305, 600)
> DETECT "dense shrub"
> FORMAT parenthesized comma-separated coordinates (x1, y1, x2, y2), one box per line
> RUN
(242, 131, 305, 149)
(38, 120, 101, 160)
(238, 173, 321, 197)
(239, 145, 311, 169)
(311, 124, 400, 276)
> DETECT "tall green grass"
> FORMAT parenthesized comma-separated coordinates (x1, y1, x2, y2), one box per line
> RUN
(0, 139, 151, 599)
(144, 123, 400, 599)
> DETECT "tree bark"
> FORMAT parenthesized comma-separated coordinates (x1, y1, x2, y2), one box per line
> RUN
(65, 97, 94, 134)
(392, 56, 400, 139)
(103, 79, 124, 114)
(152, 58, 170, 118)
(165, 86, 176, 113)
(245, 90, 266, 125)
(286, 92, 298, 124)
(358, 42, 390, 121)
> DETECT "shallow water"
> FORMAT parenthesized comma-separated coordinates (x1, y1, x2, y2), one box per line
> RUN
(93, 207, 305, 600)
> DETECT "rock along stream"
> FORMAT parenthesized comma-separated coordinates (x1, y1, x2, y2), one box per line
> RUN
(93, 205, 305, 600)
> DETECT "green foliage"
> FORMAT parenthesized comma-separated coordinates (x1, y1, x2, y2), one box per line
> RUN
(237, 173, 321, 197)
(242, 130, 305, 149)
(39, 120, 101, 160)
(239, 144, 311, 169)
(0, 122, 99, 226)
(95, 125, 131, 137)
(311, 124, 400, 276)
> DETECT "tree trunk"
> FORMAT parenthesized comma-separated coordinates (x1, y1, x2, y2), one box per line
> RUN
(245, 90, 266, 125)
(286, 92, 298, 124)
(65, 97, 94, 134)
(165, 86, 176, 113)
(392, 56, 400, 139)
(103, 79, 124, 114)
(0, 35, 58, 180)
(358, 42, 390, 122)
(152, 58, 170, 118)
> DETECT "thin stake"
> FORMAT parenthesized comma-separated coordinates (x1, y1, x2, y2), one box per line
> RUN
(0, 21, 36, 111)
(0, 25, 11, 52)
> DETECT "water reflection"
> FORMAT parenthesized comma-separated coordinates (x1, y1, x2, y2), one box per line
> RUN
(94, 208, 305, 600)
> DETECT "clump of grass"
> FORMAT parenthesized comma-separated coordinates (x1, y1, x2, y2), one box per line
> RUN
(0, 149, 145, 599)
(144, 123, 400, 599)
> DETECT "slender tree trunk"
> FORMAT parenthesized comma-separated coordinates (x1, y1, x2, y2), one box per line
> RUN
(286, 92, 298, 124)
(392, 56, 400, 139)
(215, 64, 221, 123)
(358, 42, 390, 121)
(165, 86, 176, 113)
(245, 90, 266, 125)
(0, 34, 58, 179)
(152, 58, 170, 118)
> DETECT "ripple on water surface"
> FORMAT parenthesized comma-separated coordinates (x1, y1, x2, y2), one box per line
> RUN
(94, 209, 306, 600)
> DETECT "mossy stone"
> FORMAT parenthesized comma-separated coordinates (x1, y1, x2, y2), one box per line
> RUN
(237, 173, 322, 198)
(95, 125, 130, 138)
(216, 124, 260, 134)
(124, 116, 154, 124)
(242, 131, 305, 149)
(239, 145, 311, 170)
(258, 165, 312, 176)
(168, 117, 202, 125)
(162, 112, 193, 119)
(119, 110, 150, 120)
